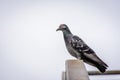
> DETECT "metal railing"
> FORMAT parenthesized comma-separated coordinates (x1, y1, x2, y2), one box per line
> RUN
(62, 60, 120, 80)
(88, 70, 120, 75)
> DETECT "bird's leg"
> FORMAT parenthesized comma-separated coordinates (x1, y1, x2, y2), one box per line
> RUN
(77, 53, 82, 60)
(76, 50, 82, 60)
(78, 56, 82, 60)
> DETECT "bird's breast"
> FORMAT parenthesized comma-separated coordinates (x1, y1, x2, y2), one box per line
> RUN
(63, 35, 81, 58)
(65, 41, 80, 58)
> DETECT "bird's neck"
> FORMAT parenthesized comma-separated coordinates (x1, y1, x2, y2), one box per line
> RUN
(63, 29, 72, 36)
(63, 29, 73, 44)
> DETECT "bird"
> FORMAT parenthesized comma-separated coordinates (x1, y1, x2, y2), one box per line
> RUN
(56, 24, 108, 73)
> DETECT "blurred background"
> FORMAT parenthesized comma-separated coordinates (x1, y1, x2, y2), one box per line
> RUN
(0, 0, 120, 80)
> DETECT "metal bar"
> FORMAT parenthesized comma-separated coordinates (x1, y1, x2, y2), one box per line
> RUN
(88, 70, 120, 75)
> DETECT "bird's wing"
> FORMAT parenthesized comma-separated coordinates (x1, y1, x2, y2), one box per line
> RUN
(71, 35, 108, 67)
(71, 35, 94, 54)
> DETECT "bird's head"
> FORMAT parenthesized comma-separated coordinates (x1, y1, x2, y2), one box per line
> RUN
(56, 24, 69, 31)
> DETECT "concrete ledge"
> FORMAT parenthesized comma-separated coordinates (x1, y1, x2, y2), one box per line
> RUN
(62, 60, 89, 80)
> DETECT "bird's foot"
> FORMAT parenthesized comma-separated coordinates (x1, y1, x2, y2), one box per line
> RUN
(78, 57, 82, 60)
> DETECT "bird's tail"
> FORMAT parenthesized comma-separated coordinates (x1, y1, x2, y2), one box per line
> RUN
(96, 63, 107, 73)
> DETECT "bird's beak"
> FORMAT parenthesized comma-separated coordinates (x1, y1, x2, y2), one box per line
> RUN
(56, 28, 61, 31)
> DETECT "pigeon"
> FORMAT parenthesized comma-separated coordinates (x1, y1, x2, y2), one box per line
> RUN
(56, 24, 108, 73)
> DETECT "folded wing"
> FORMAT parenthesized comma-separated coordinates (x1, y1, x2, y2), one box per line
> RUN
(70, 35, 108, 67)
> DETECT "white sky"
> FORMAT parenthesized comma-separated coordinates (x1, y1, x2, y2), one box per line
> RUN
(0, 0, 120, 80)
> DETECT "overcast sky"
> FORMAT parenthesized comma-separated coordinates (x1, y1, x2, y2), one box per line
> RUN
(0, 0, 120, 80)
